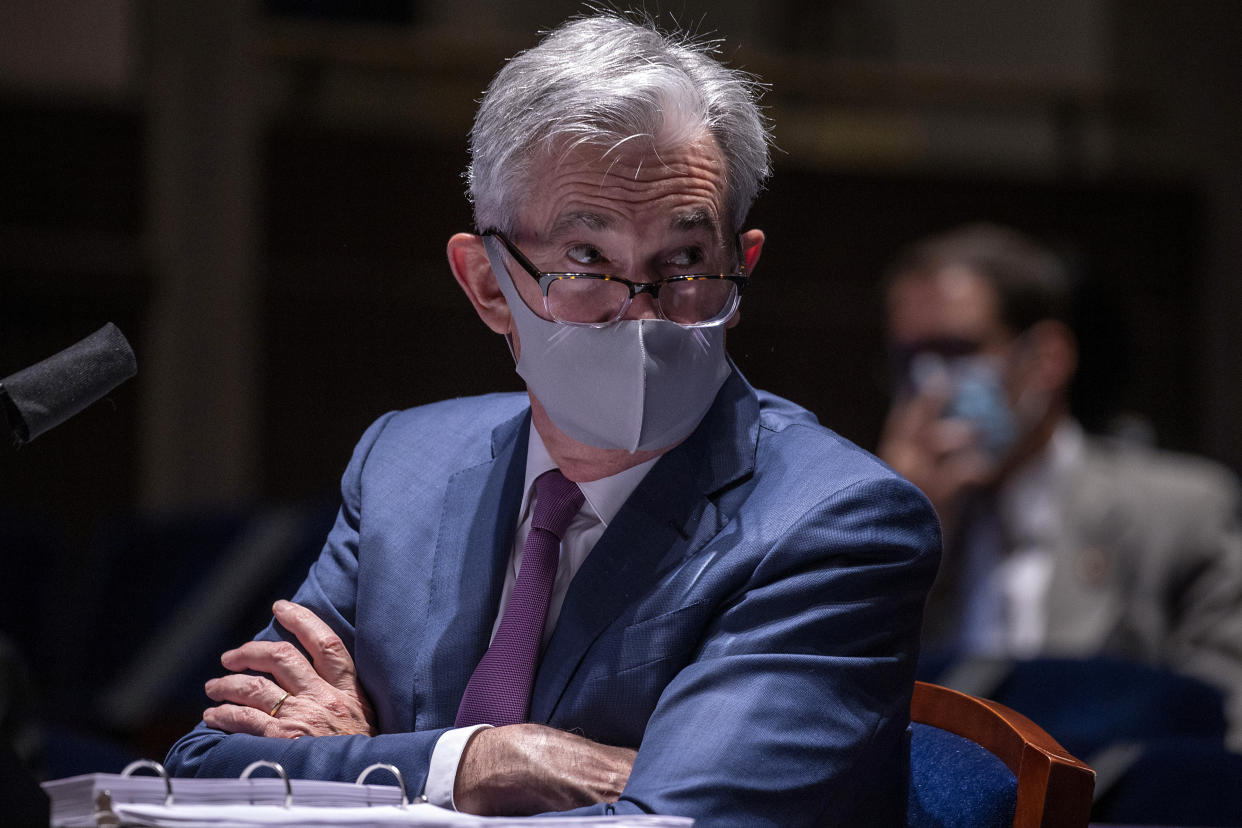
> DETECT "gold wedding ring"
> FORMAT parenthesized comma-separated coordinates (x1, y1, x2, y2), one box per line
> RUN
(268, 691, 290, 717)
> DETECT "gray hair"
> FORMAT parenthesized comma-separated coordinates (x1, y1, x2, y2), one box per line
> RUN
(467, 13, 772, 235)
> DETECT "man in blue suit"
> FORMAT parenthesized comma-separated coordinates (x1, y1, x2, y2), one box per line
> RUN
(165, 12, 939, 824)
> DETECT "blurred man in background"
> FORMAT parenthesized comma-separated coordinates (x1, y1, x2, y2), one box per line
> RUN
(878, 223, 1242, 747)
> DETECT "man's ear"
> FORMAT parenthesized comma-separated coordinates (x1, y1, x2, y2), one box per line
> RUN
(447, 233, 512, 335)
(726, 228, 765, 329)
(1022, 319, 1078, 394)
(740, 228, 765, 273)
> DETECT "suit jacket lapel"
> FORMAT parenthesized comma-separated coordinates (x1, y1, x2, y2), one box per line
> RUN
(530, 370, 760, 722)
(1045, 442, 1126, 649)
(415, 408, 529, 729)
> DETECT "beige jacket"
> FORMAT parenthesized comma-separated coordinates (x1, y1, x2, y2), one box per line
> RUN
(924, 432, 1242, 744)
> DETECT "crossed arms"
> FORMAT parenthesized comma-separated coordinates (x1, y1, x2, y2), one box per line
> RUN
(164, 483, 937, 823)
(200, 598, 634, 815)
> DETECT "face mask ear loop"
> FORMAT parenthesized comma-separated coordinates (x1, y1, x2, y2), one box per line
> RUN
(483, 235, 522, 366)
(1007, 328, 1053, 433)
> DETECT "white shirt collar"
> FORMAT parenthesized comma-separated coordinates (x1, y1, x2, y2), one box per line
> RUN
(998, 418, 1085, 547)
(521, 424, 661, 528)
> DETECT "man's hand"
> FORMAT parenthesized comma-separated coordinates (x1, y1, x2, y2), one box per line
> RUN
(202, 600, 376, 739)
(454, 724, 636, 816)
(877, 388, 994, 537)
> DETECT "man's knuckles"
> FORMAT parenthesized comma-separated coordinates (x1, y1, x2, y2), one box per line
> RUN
(316, 695, 347, 718)
(322, 632, 347, 654)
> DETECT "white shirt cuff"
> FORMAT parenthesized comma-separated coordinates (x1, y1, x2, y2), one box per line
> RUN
(424, 724, 492, 810)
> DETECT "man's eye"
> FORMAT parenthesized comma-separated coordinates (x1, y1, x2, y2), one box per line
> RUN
(667, 248, 705, 270)
(566, 245, 604, 267)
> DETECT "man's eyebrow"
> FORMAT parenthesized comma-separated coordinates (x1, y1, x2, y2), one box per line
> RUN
(549, 211, 611, 237)
(670, 210, 719, 234)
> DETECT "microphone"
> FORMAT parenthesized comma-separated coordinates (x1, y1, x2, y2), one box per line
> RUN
(0, 323, 137, 446)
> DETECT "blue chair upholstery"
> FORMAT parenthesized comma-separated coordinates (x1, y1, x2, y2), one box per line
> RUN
(907, 681, 1094, 828)
(909, 721, 1018, 828)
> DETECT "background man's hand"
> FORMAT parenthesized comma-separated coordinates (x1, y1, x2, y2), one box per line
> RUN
(454, 724, 636, 816)
(877, 388, 994, 537)
(202, 599, 376, 739)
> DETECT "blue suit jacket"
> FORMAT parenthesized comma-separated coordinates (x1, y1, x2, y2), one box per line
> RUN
(165, 371, 940, 825)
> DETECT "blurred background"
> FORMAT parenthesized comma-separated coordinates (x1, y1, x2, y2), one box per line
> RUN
(1, 0, 1240, 805)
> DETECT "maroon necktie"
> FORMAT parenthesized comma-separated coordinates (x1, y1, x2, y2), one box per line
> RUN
(455, 469, 584, 727)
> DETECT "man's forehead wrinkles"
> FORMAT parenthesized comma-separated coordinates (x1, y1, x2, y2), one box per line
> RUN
(555, 179, 724, 209)
(544, 170, 724, 196)
(541, 158, 726, 195)
(526, 142, 730, 239)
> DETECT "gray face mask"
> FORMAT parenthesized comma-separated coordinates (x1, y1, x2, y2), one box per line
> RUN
(484, 237, 731, 453)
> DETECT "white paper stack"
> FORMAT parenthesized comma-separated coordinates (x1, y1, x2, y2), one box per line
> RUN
(42, 773, 694, 828)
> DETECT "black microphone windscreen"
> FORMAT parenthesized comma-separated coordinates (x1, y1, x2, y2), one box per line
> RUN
(1, 323, 138, 445)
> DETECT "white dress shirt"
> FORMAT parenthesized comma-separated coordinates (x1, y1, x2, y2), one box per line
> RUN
(423, 424, 660, 808)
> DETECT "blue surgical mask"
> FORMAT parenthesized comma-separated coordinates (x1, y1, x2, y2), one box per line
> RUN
(484, 237, 731, 453)
(910, 352, 1016, 458)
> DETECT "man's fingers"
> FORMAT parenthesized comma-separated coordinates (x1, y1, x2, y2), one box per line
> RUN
(203, 703, 307, 739)
(273, 599, 358, 691)
(203, 703, 272, 736)
(204, 673, 286, 711)
(927, 418, 983, 457)
(889, 388, 950, 438)
(941, 448, 996, 490)
(205, 601, 376, 741)
(220, 639, 320, 693)
(878, 390, 952, 476)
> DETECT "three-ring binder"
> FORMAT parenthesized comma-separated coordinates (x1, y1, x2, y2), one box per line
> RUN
(93, 759, 174, 826)
(46, 760, 694, 825)
(240, 760, 293, 807)
(57, 756, 418, 827)
(121, 760, 172, 805)
(356, 762, 413, 807)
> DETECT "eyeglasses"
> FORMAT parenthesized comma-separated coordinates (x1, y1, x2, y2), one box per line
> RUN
(484, 229, 749, 328)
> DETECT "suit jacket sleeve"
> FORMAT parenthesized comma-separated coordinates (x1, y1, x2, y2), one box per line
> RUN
(563, 475, 940, 826)
(163, 412, 450, 789)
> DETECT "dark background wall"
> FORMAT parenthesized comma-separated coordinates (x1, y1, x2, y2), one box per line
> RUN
(0, 0, 1238, 772)
(0, 115, 1204, 525)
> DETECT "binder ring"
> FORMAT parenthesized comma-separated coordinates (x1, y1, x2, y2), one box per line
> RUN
(355, 762, 411, 808)
(241, 759, 292, 808)
(121, 759, 173, 806)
